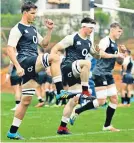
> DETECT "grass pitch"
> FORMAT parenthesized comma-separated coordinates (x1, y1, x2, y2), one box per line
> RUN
(1, 93, 134, 142)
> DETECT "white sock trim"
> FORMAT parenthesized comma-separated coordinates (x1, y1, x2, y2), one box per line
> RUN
(53, 76, 62, 83)
(81, 82, 89, 87)
(12, 117, 22, 127)
(109, 102, 117, 109)
(38, 96, 42, 99)
(61, 116, 69, 124)
(93, 99, 99, 108)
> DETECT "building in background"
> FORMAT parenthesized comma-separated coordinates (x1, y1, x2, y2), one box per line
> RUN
(36, 0, 103, 15)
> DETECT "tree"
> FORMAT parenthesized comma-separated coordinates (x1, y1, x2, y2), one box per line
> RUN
(22, 0, 38, 3)
(1, 0, 21, 14)
(95, 10, 110, 37)
(118, 0, 134, 28)
(1, 0, 38, 14)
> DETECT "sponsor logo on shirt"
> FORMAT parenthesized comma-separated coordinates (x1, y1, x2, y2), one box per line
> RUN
(24, 29, 29, 33)
(76, 41, 81, 45)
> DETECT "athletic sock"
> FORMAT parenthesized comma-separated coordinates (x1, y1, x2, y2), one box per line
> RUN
(45, 91, 49, 102)
(60, 116, 69, 127)
(121, 97, 125, 104)
(126, 97, 130, 104)
(9, 117, 22, 133)
(75, 101, 94, 114)
(82, 86, 88, 92)
(55, 82, 64, 94)
(125, 93, 128, 102)
(60, 121, 67, 127)
(49, 92, 54, 103)
(81, 82, 90, 96)
(104, 103, 117, 127)
(10, 126, 19, 133)
(15, 101, 20, 105)
(53, 76, 64, 94)
(38, 98, 44, 103)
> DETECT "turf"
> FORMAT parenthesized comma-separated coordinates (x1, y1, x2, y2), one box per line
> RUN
(1, 93, 134, 142)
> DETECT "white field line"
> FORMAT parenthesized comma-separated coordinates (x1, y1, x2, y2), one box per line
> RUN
(30, 128, 134, 140)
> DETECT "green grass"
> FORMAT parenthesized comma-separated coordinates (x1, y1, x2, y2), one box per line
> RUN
(1, 93, 134, 142)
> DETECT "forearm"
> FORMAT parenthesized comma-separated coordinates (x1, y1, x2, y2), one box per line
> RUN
(8, 63, 13, 74)
(51, 44, 63, 55)
(100, 51, 117, 59)
(42, 29, 52, 47)
(7, 47, 20, 69)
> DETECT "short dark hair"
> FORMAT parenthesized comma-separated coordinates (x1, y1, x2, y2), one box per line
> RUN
(110, 22, 122, 29)
(81, 17, 96, 24)
(21, 1, 37, 13)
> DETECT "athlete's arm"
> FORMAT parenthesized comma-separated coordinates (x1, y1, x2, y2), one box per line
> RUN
(90, 45, 101, 59)
(51, 34, 74, 54)
(7, 27, 24, 77)
(98, 37, 124, 59)
(38, 19, 54, 48)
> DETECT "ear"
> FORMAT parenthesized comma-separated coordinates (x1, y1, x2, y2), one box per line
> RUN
(23, 11, 27, 15)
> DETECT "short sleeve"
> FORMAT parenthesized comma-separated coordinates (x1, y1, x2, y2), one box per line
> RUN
(99, 36, 110, 51)
(58, 34, 74, 49)
(7, 25, 22, 47)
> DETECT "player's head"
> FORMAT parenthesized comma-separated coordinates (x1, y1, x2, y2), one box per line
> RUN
(21, 1, 37, 24)
(125, 49, 131, 56)
(81, 17, 96, 36)
(110, 23, 123, 40)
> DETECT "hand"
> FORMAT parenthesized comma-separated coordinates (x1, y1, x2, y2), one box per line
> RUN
(117, 53, 125, 59)
(45, 19, 54, 30)
(16, 66, 25, 77)
(116, 53, 125, 65)
(95, 44, 100, 53)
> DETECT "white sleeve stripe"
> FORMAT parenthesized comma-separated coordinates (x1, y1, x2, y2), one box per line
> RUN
(37, 32, 43, 44)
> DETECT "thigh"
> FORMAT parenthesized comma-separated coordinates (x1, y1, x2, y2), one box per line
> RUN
(35, 54, 47, 72)
(72, 60, 89, 78)
(121, 82, 127, 91)
(12, 84, 21, 92)
(109, 94, 118, 104)
(22, 79, 39, 89)
(107, 84, 117, 97)
(22, 80, 40, 96)
(127, 84, 133, 92)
